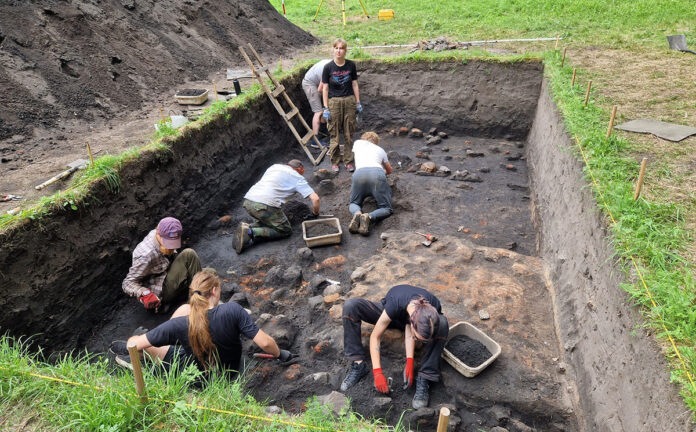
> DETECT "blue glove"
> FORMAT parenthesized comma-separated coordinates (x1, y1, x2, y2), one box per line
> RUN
(323, 107, 330, 120)
(356, 102, 363, 113)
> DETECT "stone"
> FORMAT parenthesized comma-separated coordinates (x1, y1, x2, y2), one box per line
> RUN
(415, 152, 431, 160)
(456, 183, 473, 190)
(466, 149, 485, 157)
(438, 131, 448, 139)
(398, 127, 409, 136)
(264, 265, 285, 286)
(490, 147, 501, 153)
(309, 295, 324, 309)
(508, 419, 533, 432)
(284, 364, 301, 380)
(479, 167, 491, 173)
(437, 165, 451, 175)
(317, 179, 335, 195)
(317, 255, 347, 270)
(323, 293, 340, 304)
(506, 152, 523, 161)
(270, 288, 286, 300)
(408, 128, 423, 138)
(409, 407, 436, 422)
(502, 163, 517, 171)
(313, 168, 336, 182)
(220, 282, 240, 300)
(421, 161, 437, 173)
(318, 391, 349, 415)
(297, 247, 314, 263)
(282, 265, 303, 287)
(483, 249, 500, 262)
(218, 215, 232, 224)
(428, 127, 437, 135)
(506, 242, 518, 250)
(425, 135, 442, 146)
(256, 313, 273, 326)
(490, 405, 510, 425)
(507, 184, 529, 192)
(557, 362, 567, 374)
(322, 283, 342, 296)
(418, 146, 433, 153)
(265, 405, 282, 415)
(451, 170, 483, 182)
(121, 0, 135, 9)
(373, 397, 392, 409)
(478, 309, 490, 320)
(351, 267, 367, 282)
(230, 292, 249, 307)
(308, 372, 330, 385)
(441, 146, 449, 152)
(260, 314, 298, 347)
(309, 275, 328, 294)
(329, 304, 343, 320)
(387, 151, 412, 168)
(444, 155, 453, 161)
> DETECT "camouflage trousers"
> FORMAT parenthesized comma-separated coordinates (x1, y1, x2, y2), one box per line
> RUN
(243, 199, 292, 240)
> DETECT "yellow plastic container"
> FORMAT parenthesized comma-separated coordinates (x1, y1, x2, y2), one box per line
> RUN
(378, 9, 394, 21)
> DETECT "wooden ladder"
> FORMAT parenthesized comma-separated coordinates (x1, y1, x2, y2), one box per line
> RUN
(239, 43, 327, 166)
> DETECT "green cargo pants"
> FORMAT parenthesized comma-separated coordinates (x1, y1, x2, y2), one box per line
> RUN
(161, 248, 202, 304)
(328, 95, 357, 166)
(243, 199, 292, 240)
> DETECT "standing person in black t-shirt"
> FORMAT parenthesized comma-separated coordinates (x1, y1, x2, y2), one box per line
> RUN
(339, 285, 449, 409)
(116, 271, 293, 376)
(322, 38, 362, 174)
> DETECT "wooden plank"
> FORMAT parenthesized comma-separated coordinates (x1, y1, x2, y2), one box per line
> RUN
(272, 85, 285, 98)
(301, 131, 315, 145)
(284, 107, 299, 120)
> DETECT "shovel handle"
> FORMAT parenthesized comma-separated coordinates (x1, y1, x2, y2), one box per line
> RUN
(35, 167, 77, 190)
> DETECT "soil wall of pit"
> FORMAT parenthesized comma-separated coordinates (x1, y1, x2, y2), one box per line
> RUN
(0, 59, 544, 352)
(526, 79, 692, 431)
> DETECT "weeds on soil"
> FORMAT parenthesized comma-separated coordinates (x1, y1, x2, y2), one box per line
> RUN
(545, 50, 696, 411)
(0, 335, 388, 431)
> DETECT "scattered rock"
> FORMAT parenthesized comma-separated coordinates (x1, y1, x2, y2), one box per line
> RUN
(490, 147, 501, 153)
(230, 292, 249, 307)
(284, 364, 302, 380)
(309, 274, 328, 293)
(323, 283, 342, 296)
(282, 265, 302, 286)
(407, 165, 418, 173)
(260, 314, 298, 347)
(373, 397, 392, 409)
(425, 135, 442, 146)
(318, 391, 348, 415)
(479, 167, 491, 173)
(418, 146, 433, 153)
(313, 168, 336, 182)
(265, 405, 282, 415)
(398, 127, 409, 136)
(438, 131, 448, 139)
(478, 309, 490, 320)
(270, 288, 286, 300)
(451, 170, 482, 182)
(441, 146, 449, 152)
(420, 161, 437, 172)
(308, 295, 324, 309)
(490, 405, 510, 425)
(502, 163, 517, 171)
(483, 249, 500, 262)
(557, 362, 567, 374)
(329, 304, 343, 320)
(437, 165, 451, 175)
(323, 293, 340, 304)
(409, 407, 436, 422)
(256, 313, 273, 326)
(506, 152, 523, 161)
(220, 282, 240, 300)
(218, 215, 232, 224)
(507, 184, 529, 192)
(456, 183, 473, 190)
(428, 127, 437, 135)
(466, 149, 484, 157)
(121, 0, 136, 10)
(408, 128, 423, 138)
(387, 151, 412, 168)
(415, 152, 431, 160)
(264, 265, 285, 286)
(317, 179, 335, 195)
(444, 155, 453, 161)
(297, 247, 314, 263)
(506, 242, 517, 250)
(316, 255, 347, 270)
(308, 372, 330, 385)
(351, 267, 367, 282)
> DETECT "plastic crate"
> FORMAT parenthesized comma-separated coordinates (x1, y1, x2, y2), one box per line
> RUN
(378, 9, 394, 20)
(442, 321, 501, 378)
(175, 89, 209, 105)
(302, 218, 342, 247)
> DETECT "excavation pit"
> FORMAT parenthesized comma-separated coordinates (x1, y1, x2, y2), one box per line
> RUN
(1, 59, 689, 431)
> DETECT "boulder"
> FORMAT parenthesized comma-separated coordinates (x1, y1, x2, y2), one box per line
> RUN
(425, 135, 442, 146)
(259, 314, 298, 347)
(318, 391, 349, 415)
(408, 128, 423, 138)
(420, 161, 437, 173)
(297, 247, 314, 263)
(309, 295, 325, 309)
(350, 267, 367, 283)
(282, 265, 303, 287)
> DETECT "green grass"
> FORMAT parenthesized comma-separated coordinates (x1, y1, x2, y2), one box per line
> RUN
(271, 0, 695, 49)
(0, 336, 385, 431)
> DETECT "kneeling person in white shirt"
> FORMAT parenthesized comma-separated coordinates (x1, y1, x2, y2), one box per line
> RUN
(349, 132, 393, 236)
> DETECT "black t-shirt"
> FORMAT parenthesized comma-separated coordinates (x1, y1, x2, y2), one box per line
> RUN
(322, 59, 358, 98)
(146, 302, 260, 372)
(381, 285, 442, 326)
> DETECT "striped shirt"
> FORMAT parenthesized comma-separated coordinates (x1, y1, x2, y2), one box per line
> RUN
(122, 230, 171, 297)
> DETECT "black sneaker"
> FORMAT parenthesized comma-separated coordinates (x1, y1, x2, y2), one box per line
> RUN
(340, 361, 369, 392)
(412, 376, 430, 409)
(115, 354, 133, 371)
(109, 340, 128, 356)
(234, 222, 253, 254)
(348, 211, 362, 234)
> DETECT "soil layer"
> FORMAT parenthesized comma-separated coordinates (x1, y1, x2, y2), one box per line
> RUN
(445, 335, 492, 368)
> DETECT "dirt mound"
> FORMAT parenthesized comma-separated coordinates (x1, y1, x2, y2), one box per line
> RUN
(0, 0, 317, 142)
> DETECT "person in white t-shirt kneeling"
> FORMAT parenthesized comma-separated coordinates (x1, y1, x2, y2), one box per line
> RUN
(234, 160, 320, 253)
(348, 132, 393, 236)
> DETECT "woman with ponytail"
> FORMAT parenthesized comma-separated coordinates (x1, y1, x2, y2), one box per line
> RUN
(339, 284, 449, 410)
(121, 271, 291, 376)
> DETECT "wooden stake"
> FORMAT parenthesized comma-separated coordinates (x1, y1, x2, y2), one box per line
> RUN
(127, 342, 148, 403)
(279, 56, 282, 71)
(561, 47, 567, 67)
(555, 35, 559, 50)
(437, 407, 451, 432)
(571, 68, 577, 86)
(213, 82, 218, 102)
(158, 107, 165, 123)
(634, 157, 648, 201)
(606, 105, 618, 138)
(86, 141, 94, 167)
(584, 80, 592, 107)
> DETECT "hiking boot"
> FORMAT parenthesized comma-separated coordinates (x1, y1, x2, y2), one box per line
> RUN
(348, 211, 362, 234)
(234, 222, 253, 254)
(358, 213, 371, 236)
(340, 361, 369, 392)
(412, 376, 430, 409)
(346, 163, 355, 172)
(109, 340, 128, 356)
(115, 354, 133, 371)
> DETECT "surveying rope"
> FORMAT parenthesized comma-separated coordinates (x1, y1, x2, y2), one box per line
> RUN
(573, 135, 696, 393)
(0, 365, 351, 432)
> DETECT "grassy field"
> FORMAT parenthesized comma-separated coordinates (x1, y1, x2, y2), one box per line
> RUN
(272, 0, 696, 415)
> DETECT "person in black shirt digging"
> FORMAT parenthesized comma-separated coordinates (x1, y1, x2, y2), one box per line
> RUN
(340, 284, 449, 409)
(115, 271, 292, 376)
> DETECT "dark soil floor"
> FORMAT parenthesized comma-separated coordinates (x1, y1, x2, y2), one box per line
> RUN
(86, 131, 577, 431)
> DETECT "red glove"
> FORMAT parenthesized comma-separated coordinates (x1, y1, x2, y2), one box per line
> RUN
(403, 357, 415, 388)
(139, 290, 160, 310)
(373, 368, 389, 394)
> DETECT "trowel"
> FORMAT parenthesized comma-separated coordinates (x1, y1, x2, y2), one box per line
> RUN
(35, 159, 89, 190)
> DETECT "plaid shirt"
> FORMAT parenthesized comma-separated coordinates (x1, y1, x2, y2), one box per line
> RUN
(122, 230, 171, 297)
